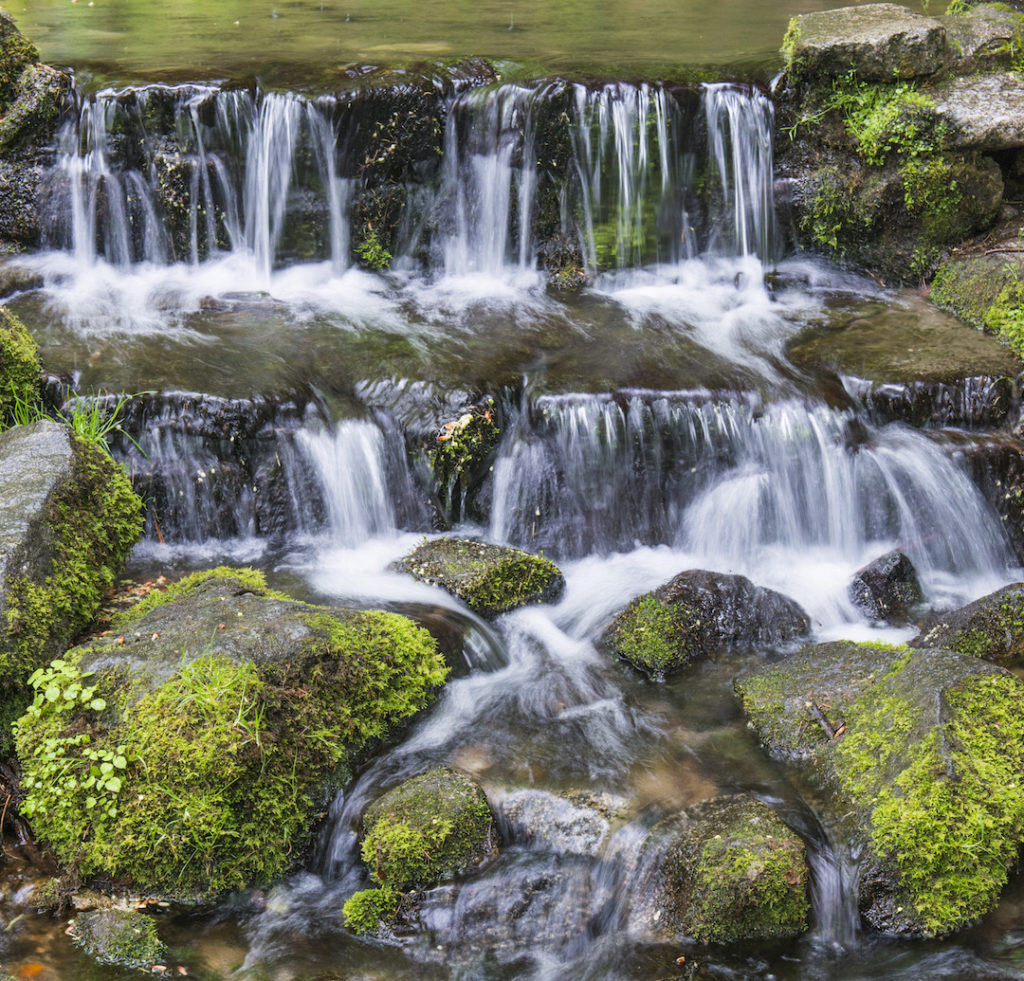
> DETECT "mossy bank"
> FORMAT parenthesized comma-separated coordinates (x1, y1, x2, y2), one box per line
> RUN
(14, 568, 449, 899)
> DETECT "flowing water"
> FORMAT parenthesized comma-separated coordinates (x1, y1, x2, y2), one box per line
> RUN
(3, 64, 1024, 981)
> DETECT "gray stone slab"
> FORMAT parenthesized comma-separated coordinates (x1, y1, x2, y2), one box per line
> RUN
(932, 71, 1024, 149)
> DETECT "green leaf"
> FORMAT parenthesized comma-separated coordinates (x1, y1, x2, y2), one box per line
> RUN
(113, 755, 127, 770)
(44, 685, 61, 702)
(85, 796, 97, 809)
(105, 776, 122, 793)
(89, 698, 107, 711)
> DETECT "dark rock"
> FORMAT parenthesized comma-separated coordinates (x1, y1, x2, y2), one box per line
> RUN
(738, 642, 1024, 936)
(631, 795, 809, 944)
(14, 568, 449, 898)
(0, 261, 42, 298)
(602, 570, 810, 678)
(69, 909, 164, 970)
(395, 537, 565, 618)
(359, 767, 497, 890)
(849, 549, 923, 623)
(912, 582, 1024, 663)
(784, 4, 949, 83)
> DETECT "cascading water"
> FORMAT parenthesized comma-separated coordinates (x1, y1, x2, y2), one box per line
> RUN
(6, 63, 1024, 981)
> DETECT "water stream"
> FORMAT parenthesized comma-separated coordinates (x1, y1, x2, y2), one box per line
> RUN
(3, 67, 1024, 980)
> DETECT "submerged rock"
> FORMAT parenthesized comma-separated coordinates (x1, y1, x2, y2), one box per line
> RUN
(849, 549, 922, 623)
(69, 909, 165, 971)
(0, 420, 142, 748)
(911, 583, 1024, 663)
(602, 570, 809, 678)
(359, 767, 497, 890)
(14, 568, 449, 899)
(632, 795, 809, 944)
(497, 788, 612, 857)
(738, 643, 1024, 936)
(395, 538, 565, 618)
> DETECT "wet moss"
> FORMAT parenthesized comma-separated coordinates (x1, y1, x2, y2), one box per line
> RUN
(430, 400, 500, 521)
(14, 588, 448, 898)
(606, 594, 698, 679)
(931, 255, 1024, 358)
(70, 909, 165, 970)
(360, 767, 496, 889)
(912, 584, 1024, 663)
(0, 32, 37, 112)
(342, 886, 400, 935)
(396, 537, 565, 618)
(0, 306, 39, 423)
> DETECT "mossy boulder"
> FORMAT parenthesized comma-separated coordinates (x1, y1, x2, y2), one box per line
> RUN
(0, 420, 142, 751)
(911, 582, 1024, 663)
(602, 570, 809, 679)
(633, 795, 809, 944)
(70, 909, 165, 970)
(359, 767, 497, 889)
(395, 538, 565, 618)
(0, 13, 38, 114)
(0, 63, 72, 155)
(930, 250, 1024, 358)
(0, 306, 39, 420)
(13, 568, 449, 899)
(738, 643, 1024, 936)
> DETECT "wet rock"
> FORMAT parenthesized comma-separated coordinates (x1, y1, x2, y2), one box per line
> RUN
(843, 376, 1017, 429)
(429, 399, 501, 524)
(911, 582, 1024, 664)
(14, 568, 449, 899)
(0, 420, 141, 751)
(0, 14, 39, 113)
(0, 63, 73, 154)
(0, 261, 41, 298)
(358, 767, 497, 890)
(849, 549, 923, 623)
(632, 795, 809, 944)
(602, 570, 810, 679)
(0, 305, 39, 417)
(395, 538, 566, 618)
(69, 909, 164, 970)
(0, 160, 43, 248)
(497, 789, 611, 857)
(784, 4, 949, 83)
(941, 5, 1024, 75)
(931, 72, 1024, 151)
(738, 643, 1024, 936)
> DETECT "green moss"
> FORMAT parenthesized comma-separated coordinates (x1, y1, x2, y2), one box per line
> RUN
(688, 814, 808, 943)
(781, 20, 803, 75)
(0, 306, 40, 424)
(15, 602, 448, 898)
(833, 667, 1024, 935)
(0, 32, 37, 111)
(430, 401, 500, 521)
(609, 594, 696, 679)
(397, 538, 564, 618)
(832, 79, 943, 166)
(343, 887, 400, 935)
(3, 435, 143, 692)
(983, 274, 1024, 358)
(802, 168, 862, 253)
(70, 909, 164, 969)
(361, 767, 494, 889)
(355, 228, 392, 271)
(112, 566, 271, 627)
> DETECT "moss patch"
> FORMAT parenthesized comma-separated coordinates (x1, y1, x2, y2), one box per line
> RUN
(70, 909, 164, 970)
(605, 594, 698, 679)
(912, 584, 1024, 664)
(360, 767, 496, 890)
(343, 886, 400, 935)
(0, 306, 40, 423)
(14, 578, 449, 898)
(396, 538, 565, 618)
(0, 31, 37, 113)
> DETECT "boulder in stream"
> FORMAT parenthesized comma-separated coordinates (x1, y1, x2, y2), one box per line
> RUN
(358, 767, 497, 890)
(848, 549, 922, 623)
(602, 570, 810, 679)
(911, 582, 1024, 663)
(69, 909, 165, 971)
(632, 795, 809, 944)
(395, 537, 565, 618)
(13, 567, 450, 899)
(737, 642, 1024, 936)
(0, 420, 142, 749)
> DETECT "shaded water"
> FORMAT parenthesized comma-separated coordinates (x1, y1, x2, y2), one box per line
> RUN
(2, 64, 1024, 981)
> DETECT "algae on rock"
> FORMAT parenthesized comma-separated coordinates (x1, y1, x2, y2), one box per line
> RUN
(738, 642, 1024, 936)
(395, 537, 565, 617)
(14, 568, 449, 899)
(70, 909, 165, 971)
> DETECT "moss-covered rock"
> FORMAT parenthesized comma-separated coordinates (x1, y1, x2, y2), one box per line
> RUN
(633, 795, 809, 944)
(738, 643, 1024, 936)
(911, 582, 1024, 663)
(0, 14, 38, 114)
(70, 909, 165, 970)
(0, 63, 72, 155)
(602, 570, 809, 679)
(395, 538, 565, 618)
(0, 305, 39, 421)
(0, 420, 142, 753)
(360, 767, 497, 890)
(429, 400, 501, 525)
(13, 568, 449, 899)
